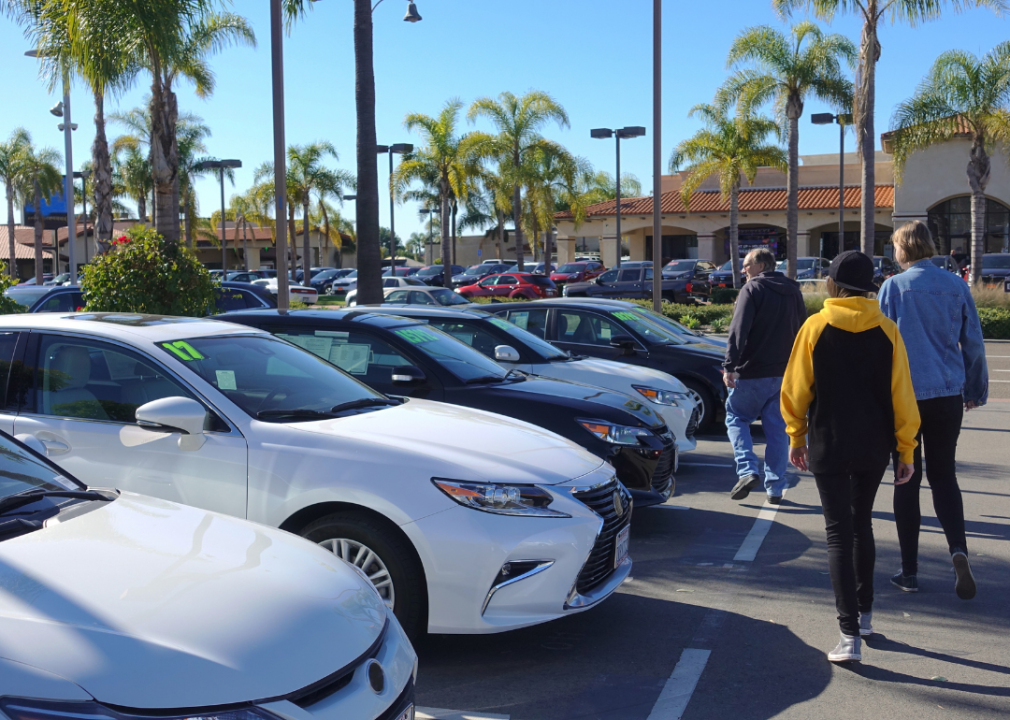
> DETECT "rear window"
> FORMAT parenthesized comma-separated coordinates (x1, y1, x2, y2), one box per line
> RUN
(527, 275, 556, 287)
(556, 264, 585, 273)
(5, 288, 51, 308)
(983, 255, 1010, 269)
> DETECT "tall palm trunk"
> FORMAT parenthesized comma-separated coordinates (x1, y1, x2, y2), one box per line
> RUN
(137, 193, 147, 226)
(33, 180, 44, 285)
(150, 77, 180, 242)
(6, 186, 16, 280)
(445, 200, 457, 288)
(92, 92, 114, 249)
(786, 97, 801, 280)
(730, 182, 741, 290)
(183, 191, 194, 248)
(287, 204, 297, 271)
(544, 229, 553, 273)
(438, 180, 450, 273)
(242, 219, 250, 272)
(496, 210, 505, 260)
(856, 11, 880, 257)
(512, 145, 525, 271)
(354, 0, 381, 304)
(302, 197, 311, 283)
(967, 136, 990, 286)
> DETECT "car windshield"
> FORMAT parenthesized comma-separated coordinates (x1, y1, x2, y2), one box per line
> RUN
(0, 435, 78, 499)
(527, 275, 555, 287)
(393, 324, 507, 382)
(158, 334, 385, 420)
(405, 278, 427, 286)
(417, 266, 443, 276)
(778, 259, 816, 271)
(664, 260, 695, 272)
(430, 288, 471, 306)
(983, 255, 1010, 269)
(466, 265, 483, 273)
(555, 264, 585, 273)
(603, 309, 685, 345)
(5, 288, 51, 307)
(620, 308, 691, 344)
(485, 316, 569, 360)
(719, 260, 735, 271)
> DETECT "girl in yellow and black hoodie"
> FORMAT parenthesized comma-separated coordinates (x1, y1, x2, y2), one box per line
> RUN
(781, 251, 920, 664)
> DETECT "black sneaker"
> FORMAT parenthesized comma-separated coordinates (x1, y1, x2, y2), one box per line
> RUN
(730, 474, 760, 501)
(952, 552, 977, 600)
(767, 495, 782, 505)
(891, 571, 918, 593)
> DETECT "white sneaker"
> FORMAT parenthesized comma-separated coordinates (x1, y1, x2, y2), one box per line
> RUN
(828, 632, 862, 663)
(859, 612, 874, 637)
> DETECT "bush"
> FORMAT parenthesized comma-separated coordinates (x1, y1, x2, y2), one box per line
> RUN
(710, 287, 739, 305)
(710, 317, 728, 333)
(0, 263, 24, 315)
(978, 308, 1010, 339)
(81, 226, 215, 316)
(971, 285, 1010, 310)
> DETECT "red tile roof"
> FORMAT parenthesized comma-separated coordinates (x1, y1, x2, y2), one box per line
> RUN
(0, 227, 56, 259)
(556, 185, 895, 220)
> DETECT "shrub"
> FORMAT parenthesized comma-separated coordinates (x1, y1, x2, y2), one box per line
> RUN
(978, 308, 1010, 339)
(971, 285, 1010, 310)
(710, 317, 728, 333)
(81, 226, 215, 316)
(681, 314, 701, 329)
(710, 288, 739, 305)
(0, 263, 24, 315)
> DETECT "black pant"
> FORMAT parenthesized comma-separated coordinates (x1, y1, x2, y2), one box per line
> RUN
(892, 395, 967, 576)
(815, 466, 886, 637)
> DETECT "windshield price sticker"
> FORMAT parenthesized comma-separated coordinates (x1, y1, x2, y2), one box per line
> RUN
(161, 341, 205, 361)
(215, 370, 237, 390)
(488, 317, 514, 331)
(613, 312, 638, 322)
(331, 343, 370, 374)
(395, 327, 438, 345)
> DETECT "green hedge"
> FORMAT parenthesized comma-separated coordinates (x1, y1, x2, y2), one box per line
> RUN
(978, 308, 1010, 339)
(710, 288, 739, 305)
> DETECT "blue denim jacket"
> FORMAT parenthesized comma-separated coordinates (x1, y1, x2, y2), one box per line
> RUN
(878, 259, 988, 404)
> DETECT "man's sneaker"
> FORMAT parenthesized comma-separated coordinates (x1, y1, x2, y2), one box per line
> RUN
(952, 552, 977, 600)
(891, 571, 918, 592)
(828, 633, 861, 663)
(767, 495, 782, 505)
(858, 612, 874, 637)
(730, 474, 760, 500)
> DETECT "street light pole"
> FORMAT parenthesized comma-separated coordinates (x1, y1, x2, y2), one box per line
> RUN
(812, 112, 852, 257)
(652, 0, 662, 311)
(377, 143, 413, 270)
(270, 0, 290, 310)
(591, 126, 646, 270)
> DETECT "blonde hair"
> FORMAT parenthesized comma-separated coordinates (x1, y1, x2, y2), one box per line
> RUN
(826, 276, 867, 299)
(892, 220, 936, 263)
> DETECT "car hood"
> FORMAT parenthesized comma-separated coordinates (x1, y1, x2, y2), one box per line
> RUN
(277, 398, 606, 486)
(657, 341, 725, 359)
(546, 355, 688, 393)
(0, 494, 387, 708)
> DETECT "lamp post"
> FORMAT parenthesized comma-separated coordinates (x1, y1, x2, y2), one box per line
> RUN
(652, 0, 662, 311)
(26, 49, 77, 284)
(377, 143, 413, 269)
(590, 126, 646, 269)
(73, 170, 91, 266)
(811, 113, 852, 257)
(195, 159, 242, 272)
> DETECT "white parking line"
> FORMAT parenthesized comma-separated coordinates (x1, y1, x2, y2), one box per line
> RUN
(416, 709, 509, 720)
(646, 648, 712, 720)
(733, 494, 786, 562)
(679, 462, 734, 468)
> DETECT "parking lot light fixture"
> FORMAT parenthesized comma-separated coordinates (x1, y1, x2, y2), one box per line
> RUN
(811, 113, 853, 253)
(378, 143, 413, 268)
(591, 126, 646, 269)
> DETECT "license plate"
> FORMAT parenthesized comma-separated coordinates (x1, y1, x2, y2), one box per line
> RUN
(394, 705, 414, 720)
(614, 525, 630, 568)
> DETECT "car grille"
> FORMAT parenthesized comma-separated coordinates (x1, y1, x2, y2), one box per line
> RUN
(686, 406, 701, 439)
(285, 618, 388, 708)
(571, 479, 633, 595)
(650, 429, 676, 496)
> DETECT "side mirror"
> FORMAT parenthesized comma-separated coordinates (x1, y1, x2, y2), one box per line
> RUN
(610, 335, 637, 354)
(136, 396, 208, 451)
(595, 277, 605, 285)
(494, 345, 521, 363)
(391, 365, 427, 385)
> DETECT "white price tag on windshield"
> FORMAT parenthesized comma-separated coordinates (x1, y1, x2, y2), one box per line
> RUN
(331, 343, 370, 374)
(216, 370, 237, 390)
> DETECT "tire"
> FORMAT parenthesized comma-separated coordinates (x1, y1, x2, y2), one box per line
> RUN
(680, 378, 717, 434)
(302, 511, 427, 639)
(509, 290, 535, 299)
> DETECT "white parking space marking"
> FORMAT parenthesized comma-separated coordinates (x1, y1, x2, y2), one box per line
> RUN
(990, 380, 1010, 383)
(679, 462, 734, 468)
(646, 648, 712, 720)
(733, 493, 786, 562)
(416, 709, 509, 720)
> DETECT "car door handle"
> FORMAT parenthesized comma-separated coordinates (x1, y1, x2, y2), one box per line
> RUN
(37, 436, 70, 455)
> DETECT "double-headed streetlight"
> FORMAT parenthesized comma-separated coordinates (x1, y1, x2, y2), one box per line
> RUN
(590, 126, 645, 269)
(26, 49, 77, 283)
(377, 143, 413, 267)
(812, 112, 853, 256)
(195, 159, 242, 272)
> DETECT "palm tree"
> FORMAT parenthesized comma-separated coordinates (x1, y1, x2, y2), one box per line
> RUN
(394, 100, 476, 289)
(17, 141, 63, 284)
(670, 105, 787, 289)
(307, 199, 352, 269)
(524, 146, 582, 273)
(775, 0, 1006, 257)
(0, 129, 31, 280)
(719, 22, 855, 275)
(114, 146, 153, 225)
(287, 142, 354, 283)
(176, 120, 212, 247)
(467, 91, 570, 272)
(889, 42, 1010, 285)
(577, 169, 643, 206)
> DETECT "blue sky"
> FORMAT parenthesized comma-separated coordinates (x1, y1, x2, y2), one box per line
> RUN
(2, 0, 1008, 241)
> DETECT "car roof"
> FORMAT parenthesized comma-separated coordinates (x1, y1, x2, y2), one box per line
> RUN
(220, 307, 423, 330)
(361, 305, 491, 320)
(483, 297, 641, 311)
(0, 312, 265, 343)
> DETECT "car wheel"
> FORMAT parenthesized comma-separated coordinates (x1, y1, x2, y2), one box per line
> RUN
(303, 511, 427, 638)
(508, 290, 534, 299)
(680, 378, 717, 434)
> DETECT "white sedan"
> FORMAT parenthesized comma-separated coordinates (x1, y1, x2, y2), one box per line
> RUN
(0, 313, 630, 636)
(382, 285, 472, 307)
(0, 431, 416, 718)
(345, 276, 429, 306)
(252, 277, 318, 304)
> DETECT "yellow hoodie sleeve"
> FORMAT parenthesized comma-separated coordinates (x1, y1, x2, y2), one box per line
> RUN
(780, 315, 827, 449)
(882, 318, 920, 464)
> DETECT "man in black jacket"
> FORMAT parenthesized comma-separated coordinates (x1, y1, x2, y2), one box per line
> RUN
(724, 248, 806, 504)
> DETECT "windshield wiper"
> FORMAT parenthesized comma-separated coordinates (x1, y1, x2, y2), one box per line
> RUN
(329, 398, 400, 414)
(256, 409, 338, 421)
(0, 488, 113, 517)
(464, 374, 508, 385)
(504, 368, 528, 382)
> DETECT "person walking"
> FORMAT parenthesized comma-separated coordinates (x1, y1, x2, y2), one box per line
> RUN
(724, 247, 805, 504)
(781, 250, 918, 663)
(878, 221, 988, 599)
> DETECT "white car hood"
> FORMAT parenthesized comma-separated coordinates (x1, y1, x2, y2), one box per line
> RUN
(543, 356, 688, 392)
(284, 397, 606, 486)
(0, 494, 387, 708)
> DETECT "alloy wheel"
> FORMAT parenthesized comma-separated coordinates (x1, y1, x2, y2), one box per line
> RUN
(686, 388, 705, 421)
(319, 537, 395, 610)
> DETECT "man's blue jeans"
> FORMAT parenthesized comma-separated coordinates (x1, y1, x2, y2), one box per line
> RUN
(725, 376, 789, 497)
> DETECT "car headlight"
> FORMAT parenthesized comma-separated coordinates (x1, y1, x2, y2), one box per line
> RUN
(432, 479, 571, 517)
(0, 701, 280, 720)
(578, 419, 651, 446)
(633, 386, 689, 406)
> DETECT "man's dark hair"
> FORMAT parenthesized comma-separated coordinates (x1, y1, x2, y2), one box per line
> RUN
(746, 248, 776, 273)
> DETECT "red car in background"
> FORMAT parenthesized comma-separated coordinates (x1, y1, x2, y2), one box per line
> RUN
(457, 272, 559, 300)
(549, 261, 607, 288)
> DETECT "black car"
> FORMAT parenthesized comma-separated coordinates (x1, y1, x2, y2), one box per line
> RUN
(563, 262, 708, 304)
(221, 309, 678, 506)
(415, 264, 466, 286)
(485, 298, 728, 432)
(452, 263, 512, 288)
(871, 256, 901, 286)
(980, 253, 1010, 286)
(5, 285, 85, 313)
(213, 281, 278, 312)
(708, 259, 746, 290)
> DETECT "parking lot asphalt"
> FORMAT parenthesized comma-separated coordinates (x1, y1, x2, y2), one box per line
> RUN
(413, 375, 1010, 719)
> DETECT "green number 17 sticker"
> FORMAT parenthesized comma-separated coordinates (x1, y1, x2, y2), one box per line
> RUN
(162, 341, 205, 361)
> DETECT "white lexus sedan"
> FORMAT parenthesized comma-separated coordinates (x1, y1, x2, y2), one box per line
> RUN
(0, 431, 416, 718)
(0, 313, 631, 637)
